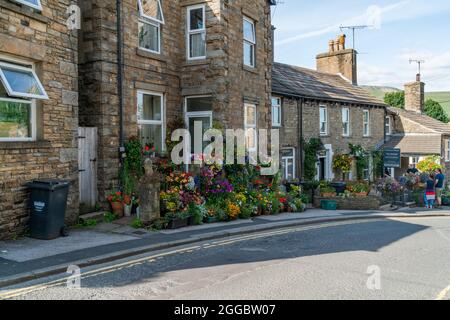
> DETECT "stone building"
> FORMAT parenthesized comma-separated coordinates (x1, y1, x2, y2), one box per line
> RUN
(384, 75, 450, 178)
(0, 0, 79, 239)
(78, 0, 275, 203)
(272, 39, 386, 182)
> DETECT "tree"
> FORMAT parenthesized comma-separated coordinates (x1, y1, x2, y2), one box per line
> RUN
(424, 99, 449, 123)
(384, 91, 405, 109)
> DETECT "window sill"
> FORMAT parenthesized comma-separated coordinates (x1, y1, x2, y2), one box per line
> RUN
(183, 59, 209, 67)
(243, 65, 258, 74)
(0, 2, 49, 24)
(136, 48, 167, 62)
(0, 140, 52, 150)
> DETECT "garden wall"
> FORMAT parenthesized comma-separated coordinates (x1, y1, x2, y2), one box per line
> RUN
(314, 196, 382, 211)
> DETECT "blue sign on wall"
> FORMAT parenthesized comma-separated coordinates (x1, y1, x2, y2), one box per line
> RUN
(384, 148, 401, 168)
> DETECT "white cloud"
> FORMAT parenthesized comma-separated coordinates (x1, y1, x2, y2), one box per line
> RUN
(275, 0, 450, 46)
(275, 1, 410, 45)
(359, 50, 450, 91)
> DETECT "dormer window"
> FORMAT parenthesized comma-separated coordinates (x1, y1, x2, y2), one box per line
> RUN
(138, 0, 165, 24)
(12, 0, 43, 11)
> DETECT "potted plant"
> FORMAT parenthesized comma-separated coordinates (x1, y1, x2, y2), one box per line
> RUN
(166, 212, 189, 229)
(123, 194, 132, 217)
(346, 181, 370, 197)
(107, 191, 124, 218)
(319, 181, 337, 198)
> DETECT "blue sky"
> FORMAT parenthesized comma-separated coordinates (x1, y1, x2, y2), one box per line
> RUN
(272, 0, 450, 91)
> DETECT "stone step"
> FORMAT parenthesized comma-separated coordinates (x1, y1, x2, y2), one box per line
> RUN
(79, 211, 107, 223)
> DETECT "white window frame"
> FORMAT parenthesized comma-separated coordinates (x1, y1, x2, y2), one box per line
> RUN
(363, 110, 370, 137)
(137, 90, 166, 152)
(342, 107, 350, 137)
(187, 4, 206, 61)
(386, 116, 392, 136)
(446, 140, 450, 162)
(319, 106, 328, 136)
(243, 16, 256, 68)
(138, 18, 161, 54)
(410, 157, 420, 166)
(0, 97, 36, 142)
(0, 61, 48, 100)
(281, 148, 296, 181)
(271, 97, 282, 127)
(138, 0, 165, 24)
(12, 0, 42, 11)
(244, 103, 257, 152)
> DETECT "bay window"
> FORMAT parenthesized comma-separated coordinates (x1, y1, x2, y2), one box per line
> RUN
(137, 91, 165, 153)
(187, 5, 206, 60)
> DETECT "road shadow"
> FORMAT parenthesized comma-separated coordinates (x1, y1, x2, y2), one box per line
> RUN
(79, 218, 430, 289)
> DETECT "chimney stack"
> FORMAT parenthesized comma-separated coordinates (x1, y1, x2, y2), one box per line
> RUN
(404, 74, 425, 114)
(316, 35, 357, 85)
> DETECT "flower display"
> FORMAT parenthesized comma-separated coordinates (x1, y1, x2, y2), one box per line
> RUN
(107, 191, 123, 203)
(226, 202, 241, 220)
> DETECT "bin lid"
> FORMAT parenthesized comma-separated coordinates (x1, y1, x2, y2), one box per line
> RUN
(27, 179, 70, 190)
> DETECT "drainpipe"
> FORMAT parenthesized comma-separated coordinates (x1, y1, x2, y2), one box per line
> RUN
(116, 0, 125, 167)
(298, 98, 304, 181)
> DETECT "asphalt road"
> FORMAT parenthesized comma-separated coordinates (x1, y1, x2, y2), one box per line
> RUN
(3, 217, 450, 300)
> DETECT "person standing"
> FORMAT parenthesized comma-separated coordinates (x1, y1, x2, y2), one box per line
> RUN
(407, 164, 419, 175)
(435, 169, 446, 208)
(425, 174, 436, 209)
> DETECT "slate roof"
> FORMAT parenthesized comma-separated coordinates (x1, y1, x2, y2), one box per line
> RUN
(272, 62, 386, 107)
(387, 107, 450, 134)
(384, 135, 442, 155)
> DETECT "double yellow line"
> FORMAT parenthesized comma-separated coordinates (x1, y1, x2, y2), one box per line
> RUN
(0, 219, 383, 300)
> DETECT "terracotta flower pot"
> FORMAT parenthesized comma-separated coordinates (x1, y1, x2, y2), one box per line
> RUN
(322, 193, 337, 198)
(354, 192, 368, 197)
(110, 201, 124, 218)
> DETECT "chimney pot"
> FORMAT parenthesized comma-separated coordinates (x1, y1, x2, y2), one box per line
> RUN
(416, 73, 421, 82)
(329, 40, 335, 53)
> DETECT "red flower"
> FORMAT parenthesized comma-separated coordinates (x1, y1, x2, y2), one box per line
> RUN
(279, 197, 287, 204)
(145, 146, 150, 152)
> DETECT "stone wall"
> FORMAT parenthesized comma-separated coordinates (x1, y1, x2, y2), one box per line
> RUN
(79, 0, 273, 201)
(404, 80, 425, 114)
(0, 1, 79, 239)
(278, 96, 386, 180)
(316, 49, 357, 85)
(314, 196, 382, 210)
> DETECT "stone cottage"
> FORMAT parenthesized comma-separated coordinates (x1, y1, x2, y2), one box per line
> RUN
(384, 74, 450, 178)
(0, 0, 79, 239)
(272, 39, 387, 182)
(78, 0, 275, 204)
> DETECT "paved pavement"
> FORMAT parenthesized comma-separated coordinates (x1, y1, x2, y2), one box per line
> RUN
(1, 207, 450, 288)
(2, 216, 450, 300)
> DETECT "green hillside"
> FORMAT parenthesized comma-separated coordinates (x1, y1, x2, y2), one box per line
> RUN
(362, 86, 450, 114)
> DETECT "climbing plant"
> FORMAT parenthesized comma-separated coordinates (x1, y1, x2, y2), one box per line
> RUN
(303, 138, 324, 181)
(349, 143, 369, 181)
